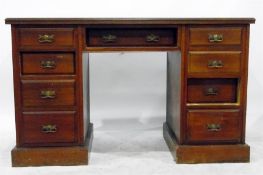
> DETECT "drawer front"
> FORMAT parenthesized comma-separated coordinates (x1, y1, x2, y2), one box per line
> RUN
(22, 53, 75, 74)
(22, 80, 76, 108)
(187, 110, 241, 143)
(189, 27, 242, 46)
(22, 112, 76, 145)
(187, 79, 238, 103)
(188, 52, 241, 75)
(87, 28, 177, 46)
(19, 28, 75, 48)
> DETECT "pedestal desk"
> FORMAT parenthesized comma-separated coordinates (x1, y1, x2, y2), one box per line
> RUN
(5, 18, 255, 166)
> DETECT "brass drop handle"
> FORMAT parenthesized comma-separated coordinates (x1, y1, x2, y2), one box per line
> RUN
(40, 90, 56, 99)
(38, 34, 55, 43)
(102, 34, 117, 43)
(208, 34, 223, 43)
(208, 60, 224, 68)
(146, 33, 160, 42)
(42, 125, 57, 133)
(40, 60, 56, 69)
(205, 87, 218, 96)
(207, 123, 221, 132)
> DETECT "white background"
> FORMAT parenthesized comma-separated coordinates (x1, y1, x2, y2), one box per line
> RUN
(0, 0, 263, 174)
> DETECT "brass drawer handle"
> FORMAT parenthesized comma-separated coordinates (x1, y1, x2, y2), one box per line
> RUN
(40, 60, 56, 69)
(102, 34, 117, 43)
(42, 125, 57, 133)
(208, 60, 224, 68)
(38, 34, 55, 43)
(208, 34, 223, 43)
(146, 33, 160, 42)
(40, 90, 56, 99)
(205, 87, 218, 96)
(207, 123, 221, 132)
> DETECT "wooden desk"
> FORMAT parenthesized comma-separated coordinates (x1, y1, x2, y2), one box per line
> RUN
(5, 18, 255, 166)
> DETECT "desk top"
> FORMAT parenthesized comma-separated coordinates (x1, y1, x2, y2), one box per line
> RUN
(5, 18, 255, 25)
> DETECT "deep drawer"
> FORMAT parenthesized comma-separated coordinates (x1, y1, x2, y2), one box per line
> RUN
(187, 110, 242, 143)
(22, 80, 76, 108)
(21, 53, 75, 74)
(189, 27, 242, 46)
(18, 28, 75, 48)
(21, 111, 76, 145)
(188, 51, 241, 75)
(187, 78, 238, 103)
(87, 28, 177, 47)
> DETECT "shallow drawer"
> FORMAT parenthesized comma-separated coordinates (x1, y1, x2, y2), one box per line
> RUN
(22, 80, 76, 108)
(187, 110, 241, 143)
(87, 28, 177, 47)
(22, 53, 75, 74)
(188, 51, 241, 75)
(22, 111, 76, 145)
(189, 27, 242, 46)
(187, 78, 238, 103)
(19, 28, 75, 48)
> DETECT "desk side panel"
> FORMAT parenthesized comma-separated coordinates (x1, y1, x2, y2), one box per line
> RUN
(82, 53, 90, 140)
(166, 51, 182, 142)
(11, 25, 23, 146)
(78, 27, 90, 142)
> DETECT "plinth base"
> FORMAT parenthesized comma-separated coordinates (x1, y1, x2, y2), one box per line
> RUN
(12, 123, 93, 167)
(163, 123, 250, 164)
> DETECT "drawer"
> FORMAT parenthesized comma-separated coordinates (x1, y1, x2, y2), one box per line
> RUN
(188, 51, 241, 75)
(187, 78, 238, 103)
(87, 28, 177, 47)
(22, 111, 76, 145)
(21, 53, 75, 74)
(19, 28, 75, 48)
(187, 110, 241, 143)
(189, 27, 242, 46)
(22, 80, 76, 108)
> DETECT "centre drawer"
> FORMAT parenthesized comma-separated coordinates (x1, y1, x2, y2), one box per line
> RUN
(186, 110, 242, 144)
(87, 28, 177, 47)
(187, 78, 238, 103)
(21, 53, 75, 74)
(21, 80, 76, 108)
(21, 111, 76, 146)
